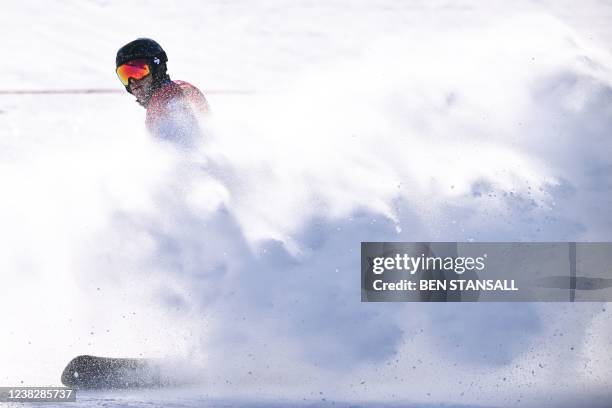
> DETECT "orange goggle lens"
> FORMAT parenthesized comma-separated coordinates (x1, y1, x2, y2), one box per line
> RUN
(116, 59, 151, 86)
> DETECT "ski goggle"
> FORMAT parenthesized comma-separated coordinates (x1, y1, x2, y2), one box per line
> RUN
(116, 59, 151, 86)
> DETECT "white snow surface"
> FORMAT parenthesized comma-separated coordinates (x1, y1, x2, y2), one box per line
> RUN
(1, 1, 612, 407)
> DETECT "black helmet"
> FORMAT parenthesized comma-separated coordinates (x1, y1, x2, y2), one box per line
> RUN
(116, 38, 171, 99)
(116, 38, 168, 67)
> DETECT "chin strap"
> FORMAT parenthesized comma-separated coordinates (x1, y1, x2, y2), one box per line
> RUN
(135, 97, 148, 108)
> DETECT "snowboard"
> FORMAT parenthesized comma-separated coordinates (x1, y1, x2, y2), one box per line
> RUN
(61, 355, 168, 389)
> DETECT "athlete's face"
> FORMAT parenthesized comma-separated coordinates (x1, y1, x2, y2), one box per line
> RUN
(129, 74, 154, 105)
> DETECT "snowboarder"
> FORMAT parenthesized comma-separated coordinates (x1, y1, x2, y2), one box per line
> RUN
(115, 38, 209, 147)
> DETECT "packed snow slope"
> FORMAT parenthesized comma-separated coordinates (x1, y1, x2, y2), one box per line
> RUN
(1, 1, 612, 407)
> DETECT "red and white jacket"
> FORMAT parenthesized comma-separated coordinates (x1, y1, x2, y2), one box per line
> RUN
(145, 80, 209, 147)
